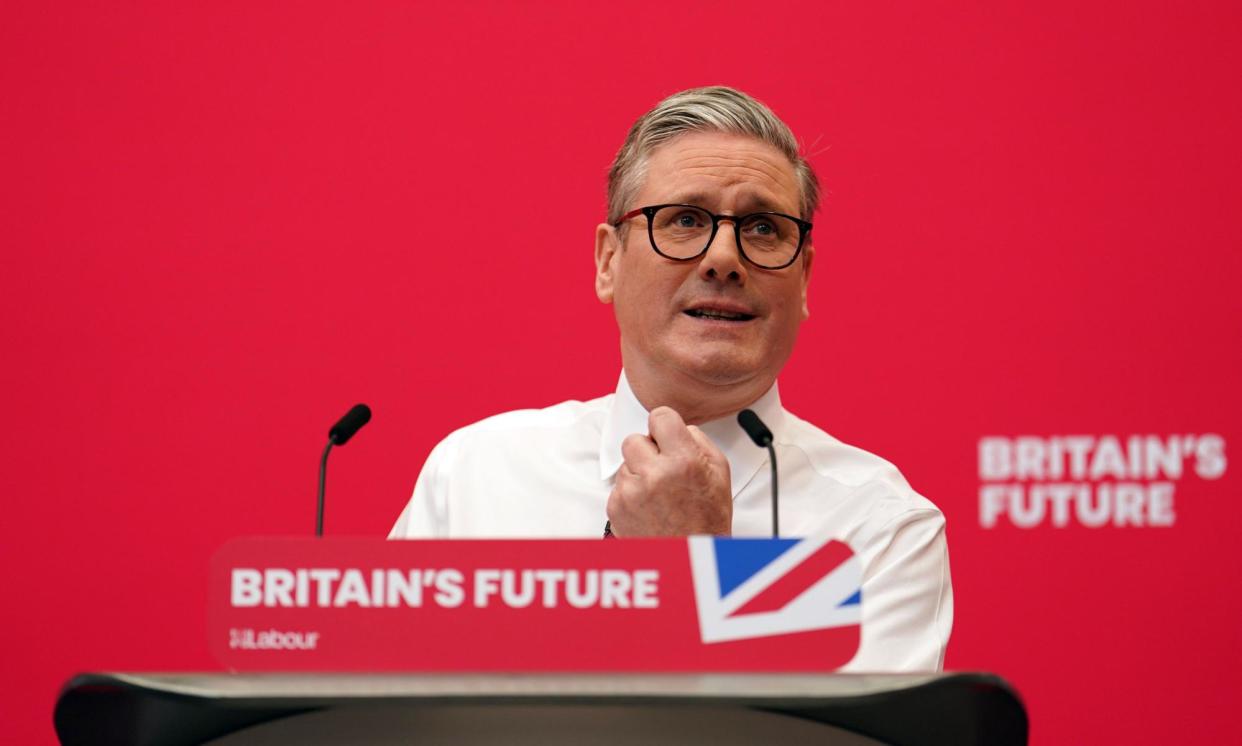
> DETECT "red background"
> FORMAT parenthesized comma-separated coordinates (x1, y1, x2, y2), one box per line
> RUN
(3, 2, 1240, 743)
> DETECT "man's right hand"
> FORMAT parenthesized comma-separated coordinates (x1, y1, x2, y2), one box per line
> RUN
(605, 406, 733, 536)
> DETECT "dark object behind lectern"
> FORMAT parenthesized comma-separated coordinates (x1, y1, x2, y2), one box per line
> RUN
(54, 671, 1027, 746)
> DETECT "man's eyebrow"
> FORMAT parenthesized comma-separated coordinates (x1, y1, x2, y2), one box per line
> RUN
(736, 195, 791, 214)
(662, 192, 794, 214)
(663, 191, 712, 207)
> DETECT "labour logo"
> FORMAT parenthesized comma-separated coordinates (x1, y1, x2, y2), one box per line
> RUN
(688, 535, 861, 644)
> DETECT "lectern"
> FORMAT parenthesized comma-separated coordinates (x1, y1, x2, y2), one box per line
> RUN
(54, 671, 1027, 745)
(55, 537, 1026, 744)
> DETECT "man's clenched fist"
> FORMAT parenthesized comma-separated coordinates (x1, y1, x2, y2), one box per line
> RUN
(606, 406, 732, 536)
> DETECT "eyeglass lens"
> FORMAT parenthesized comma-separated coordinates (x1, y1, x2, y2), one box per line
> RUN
(650, 206, 801, 268)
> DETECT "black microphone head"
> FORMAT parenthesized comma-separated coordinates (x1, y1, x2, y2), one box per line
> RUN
(737, 409, 773, 448)
(328, 404, 372, 445)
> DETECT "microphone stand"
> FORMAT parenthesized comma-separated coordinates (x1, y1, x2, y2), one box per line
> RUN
(317, 441, 333, 538)
(766, 442, 779, 538)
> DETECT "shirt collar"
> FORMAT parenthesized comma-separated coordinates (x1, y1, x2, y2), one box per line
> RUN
(599, 371, 785, 498)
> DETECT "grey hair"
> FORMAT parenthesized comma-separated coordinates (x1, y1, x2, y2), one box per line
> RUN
(606, 86, 820, 226)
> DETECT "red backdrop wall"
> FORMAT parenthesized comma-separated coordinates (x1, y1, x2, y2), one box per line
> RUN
(4, 2, 1240, 743)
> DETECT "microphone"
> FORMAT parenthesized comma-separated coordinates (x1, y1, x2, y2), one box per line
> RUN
(329, 404, 372, 445)
(738, 409, 779, 538)
(317, 404, 372, 537)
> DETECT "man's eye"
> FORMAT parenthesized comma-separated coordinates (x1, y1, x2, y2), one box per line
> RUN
(674, 213, 701, 228)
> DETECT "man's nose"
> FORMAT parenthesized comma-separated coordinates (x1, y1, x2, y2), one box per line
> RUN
(697, 219, 748, 285)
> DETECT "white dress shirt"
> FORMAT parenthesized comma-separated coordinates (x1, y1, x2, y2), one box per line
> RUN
(389, 374, 953, 671)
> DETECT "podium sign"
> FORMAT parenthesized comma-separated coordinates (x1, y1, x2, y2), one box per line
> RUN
(208, 534, 861, 672)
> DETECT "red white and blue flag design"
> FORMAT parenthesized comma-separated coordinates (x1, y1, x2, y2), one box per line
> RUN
(689, 535, 862, 644)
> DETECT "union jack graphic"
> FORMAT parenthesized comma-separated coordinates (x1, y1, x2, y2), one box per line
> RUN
(688, 534, 862, 644)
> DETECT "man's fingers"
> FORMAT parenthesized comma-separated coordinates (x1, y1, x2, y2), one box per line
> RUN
(647, 406, 697, 452)
(621, 433, 658, 465)
(685, 424, 722, 459)
(611, 412, 734, 538)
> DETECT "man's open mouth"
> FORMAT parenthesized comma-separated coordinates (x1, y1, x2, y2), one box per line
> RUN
(684, 308, 756, 321)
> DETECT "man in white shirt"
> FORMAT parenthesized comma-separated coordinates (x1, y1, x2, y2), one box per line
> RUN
(390, 86, 952, 671)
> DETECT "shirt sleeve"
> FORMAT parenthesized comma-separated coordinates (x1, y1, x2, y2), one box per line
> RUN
(388, 434, 459, 539)
(840, 507, 953, 672)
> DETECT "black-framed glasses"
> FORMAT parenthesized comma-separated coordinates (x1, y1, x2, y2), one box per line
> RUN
(614, 204, 812, 270)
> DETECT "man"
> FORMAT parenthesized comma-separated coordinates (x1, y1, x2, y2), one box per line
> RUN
(390, 87, 952, 671)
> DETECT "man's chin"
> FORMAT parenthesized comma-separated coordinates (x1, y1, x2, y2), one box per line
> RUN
(667, 354, 769, 388)
(625, 337, 781, 391)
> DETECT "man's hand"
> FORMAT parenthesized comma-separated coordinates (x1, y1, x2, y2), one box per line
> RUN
(606, 406, 732, 536)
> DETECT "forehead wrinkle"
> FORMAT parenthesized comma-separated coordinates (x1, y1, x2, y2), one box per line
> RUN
(671, 150, 793, 184)
(662, 167, 797, 214)
(643, 147, 800, 214)
(677, 161, 785, 183)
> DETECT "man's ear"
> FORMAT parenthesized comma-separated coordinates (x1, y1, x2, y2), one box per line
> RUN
(799, 241, 814, 319)
(595, 223, 622, 304)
